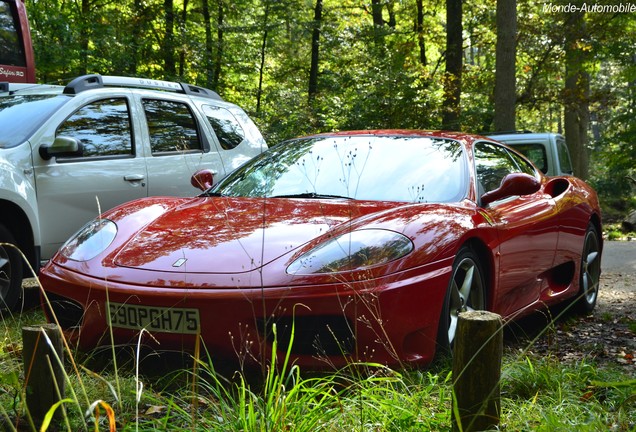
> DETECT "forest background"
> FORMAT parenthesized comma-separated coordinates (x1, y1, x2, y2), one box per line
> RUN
(25, 0, 635, 219)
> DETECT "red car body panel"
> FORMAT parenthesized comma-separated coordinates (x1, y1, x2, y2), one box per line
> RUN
(39, 131, 602, 369)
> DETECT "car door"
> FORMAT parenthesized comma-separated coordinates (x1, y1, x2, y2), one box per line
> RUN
(475, 142, 559, 317)
(33, 96, 148, 259)
(139, 97, 226, 197)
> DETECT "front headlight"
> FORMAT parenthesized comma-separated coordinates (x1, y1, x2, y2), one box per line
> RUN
(287, 229, 414, 275)
(60, 218, 117, 261)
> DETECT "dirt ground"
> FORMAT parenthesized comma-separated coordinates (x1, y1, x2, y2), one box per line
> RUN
(505, 269, 636, 376)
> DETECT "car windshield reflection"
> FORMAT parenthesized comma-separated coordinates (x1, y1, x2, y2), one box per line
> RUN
(212, 135, 467, 203)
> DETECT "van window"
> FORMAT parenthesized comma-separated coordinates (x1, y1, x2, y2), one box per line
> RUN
(556, 138, 574, 175)
(507, 143, 548, 174)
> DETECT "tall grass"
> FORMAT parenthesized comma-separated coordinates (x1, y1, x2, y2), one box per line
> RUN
(1, 301, 635, 431)
(1, 213, 634, 430)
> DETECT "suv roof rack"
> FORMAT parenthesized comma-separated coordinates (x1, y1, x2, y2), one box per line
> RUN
(63, 74, 223, 101)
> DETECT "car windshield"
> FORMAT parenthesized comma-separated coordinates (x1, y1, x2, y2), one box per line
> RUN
(212, 135, 468, 203)
(0, 94, 70, 148)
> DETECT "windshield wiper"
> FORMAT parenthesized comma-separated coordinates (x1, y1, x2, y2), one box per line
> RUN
(270, 192, 353, 200)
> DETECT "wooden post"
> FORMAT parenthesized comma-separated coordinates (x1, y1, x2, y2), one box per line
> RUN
(452, 310, 503, 432)
(22, 323, 66, 426)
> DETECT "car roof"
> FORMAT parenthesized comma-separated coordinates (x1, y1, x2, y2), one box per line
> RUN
(303, 129, 483, 142)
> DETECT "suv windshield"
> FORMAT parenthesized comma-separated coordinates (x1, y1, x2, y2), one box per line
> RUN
(0, 94, 69, 148)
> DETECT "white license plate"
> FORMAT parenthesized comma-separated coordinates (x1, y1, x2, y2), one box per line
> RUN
(108, 302, 200, 334)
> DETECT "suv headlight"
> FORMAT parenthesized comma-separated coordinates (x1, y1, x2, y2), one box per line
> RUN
(61, 219, 117, 261)
(287, 229, 413, 275)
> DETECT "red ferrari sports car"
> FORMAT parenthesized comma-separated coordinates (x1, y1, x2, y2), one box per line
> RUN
(40, 130, 602, 369)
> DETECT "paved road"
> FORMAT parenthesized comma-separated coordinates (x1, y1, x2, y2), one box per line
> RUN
(602, 241, 636, 273)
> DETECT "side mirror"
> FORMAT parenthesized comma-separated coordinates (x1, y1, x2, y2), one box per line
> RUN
(39, 136, 83, 160)
(481, 173, 541, 206)
(191, 169, 215, 191)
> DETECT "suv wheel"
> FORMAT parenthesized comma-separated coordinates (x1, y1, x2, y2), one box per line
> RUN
(0, 224, 23, 311)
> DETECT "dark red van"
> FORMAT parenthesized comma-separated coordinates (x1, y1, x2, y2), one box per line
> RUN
(0, 0, 35, 83)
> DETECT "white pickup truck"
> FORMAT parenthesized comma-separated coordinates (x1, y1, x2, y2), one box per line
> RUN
(487, 131, 574, 177)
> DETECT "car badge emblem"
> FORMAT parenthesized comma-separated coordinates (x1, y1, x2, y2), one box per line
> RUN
(172, 258, 187, 268)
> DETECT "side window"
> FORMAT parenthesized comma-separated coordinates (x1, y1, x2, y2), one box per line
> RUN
(0, 1, 25, 66)
(507, 149, 538, 177)
(143, 99, 203, 153)
(508, 143, 547, 174)
(474, 142, 519, 194)
(202, 105, 245, 150)
(56, 98, 133, 158)
(556, 138, 574, 175)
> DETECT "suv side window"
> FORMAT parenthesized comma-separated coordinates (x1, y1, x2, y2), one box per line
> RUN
(202, 105, 245, 150)
(143, 99, 203, 153)
(56, 98, 133, 158)
(474, 142, 520, 194)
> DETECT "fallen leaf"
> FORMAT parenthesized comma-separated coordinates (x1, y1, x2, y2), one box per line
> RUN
(145, 405, 166, 416)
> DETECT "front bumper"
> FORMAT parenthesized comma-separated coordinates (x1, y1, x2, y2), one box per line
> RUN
(39, 261, 452, 370)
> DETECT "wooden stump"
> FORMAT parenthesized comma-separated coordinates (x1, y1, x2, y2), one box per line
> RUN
(452, 310, 503, 432)
(22, 323, 65, 426)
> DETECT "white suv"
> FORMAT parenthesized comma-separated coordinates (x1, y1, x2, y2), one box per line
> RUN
(0, 74, 266, 310)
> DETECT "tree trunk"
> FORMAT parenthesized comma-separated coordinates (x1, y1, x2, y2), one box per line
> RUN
(79, 0, 90, 75)
(442, 0, 463, 130)
(213, 0, 224, 90)
(201, 0, 223, 90)
(371, 0, 383, 27)
(128, 0, 143, 75)
(308, 0, 323, 102)
(493, 0, 517, 132)
(416, 0, 426, 66)
(387, 0, 396, 28)
(563, 9, 590, 179)
(202, 0, 213, 88)
(178, 0, 189, 79)
(163, 0, 176, 78)
(256, 0, 270, 113)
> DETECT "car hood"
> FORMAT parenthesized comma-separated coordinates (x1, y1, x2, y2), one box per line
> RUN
(113, 197, 400, 274)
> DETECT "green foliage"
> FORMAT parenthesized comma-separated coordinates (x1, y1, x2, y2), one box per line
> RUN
(501, 356, 636, 430)
(22, 0, 635, 209)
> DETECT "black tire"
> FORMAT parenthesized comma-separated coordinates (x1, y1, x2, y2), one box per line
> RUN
(0, 224, 23, 311)
(436, 246, 487, 357)
(575, 224, 601, 314)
